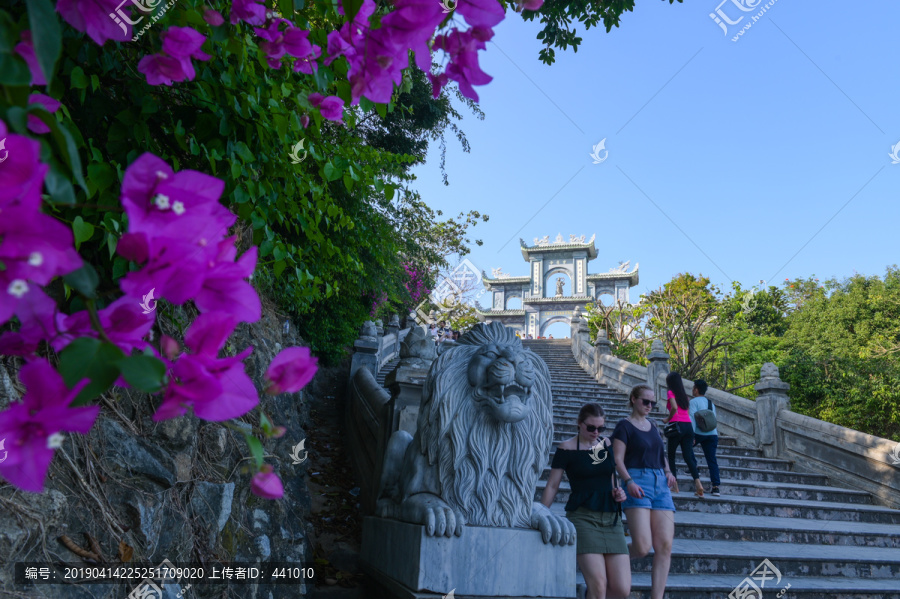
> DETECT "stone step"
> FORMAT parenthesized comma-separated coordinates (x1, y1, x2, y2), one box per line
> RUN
(540, 461, 830, 486)
(535, 477, 871, 505)
(665, 511, 900, 548)
(548, 502, 900, 549)
(577, 573, 900, 599)
(668, 453, 793, 471)
(375, 358, 400, 385)
(671, 493, 900, 524)
(548, 442, 758, 458)
(624, 538, 900, 578)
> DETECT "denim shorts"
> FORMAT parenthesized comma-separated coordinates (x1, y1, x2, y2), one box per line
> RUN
(621, 468, 676, 511)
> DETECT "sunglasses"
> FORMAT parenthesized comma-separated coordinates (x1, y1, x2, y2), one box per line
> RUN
(638, 399, 653, 407)
(583, 424, 605, 433)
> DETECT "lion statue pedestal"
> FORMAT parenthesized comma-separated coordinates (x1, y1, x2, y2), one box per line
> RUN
(360, 322, 576, 598)
(361, 517, 575, 597)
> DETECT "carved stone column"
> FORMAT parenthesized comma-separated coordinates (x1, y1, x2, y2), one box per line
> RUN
(646, 340, 670, 411)
(385, 326, 436, 435)
(594, 329, 612, 356)
(386, 314, 401, 356)
(754, 362, 791, 458)
(350, 321, 379, 379)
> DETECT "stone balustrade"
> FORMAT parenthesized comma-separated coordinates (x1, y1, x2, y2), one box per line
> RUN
(349, 315, 410, 380)
(570, 323, 900, 510)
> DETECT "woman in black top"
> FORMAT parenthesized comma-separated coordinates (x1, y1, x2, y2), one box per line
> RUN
(541, 403, 630, 599)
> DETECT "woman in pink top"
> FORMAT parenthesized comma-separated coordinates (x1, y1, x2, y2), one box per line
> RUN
(663, 372, 704, 497)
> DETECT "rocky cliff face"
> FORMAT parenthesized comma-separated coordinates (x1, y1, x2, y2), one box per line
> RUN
(0, 303, 315, 599)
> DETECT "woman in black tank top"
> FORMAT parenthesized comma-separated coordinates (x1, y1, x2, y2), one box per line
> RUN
(540, 403, 630, 599)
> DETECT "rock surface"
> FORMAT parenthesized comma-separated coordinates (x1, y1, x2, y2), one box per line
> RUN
(0, 304, 317, 599)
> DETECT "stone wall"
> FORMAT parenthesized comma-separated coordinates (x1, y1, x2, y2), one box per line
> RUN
(0, 303, 316, 598)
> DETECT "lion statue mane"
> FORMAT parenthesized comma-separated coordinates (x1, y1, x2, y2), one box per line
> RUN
(375, 322, 575, 545)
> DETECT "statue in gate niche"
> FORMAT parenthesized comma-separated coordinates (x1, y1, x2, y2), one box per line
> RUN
(555, 277, 564, 296)
(375, 322, 574, 545)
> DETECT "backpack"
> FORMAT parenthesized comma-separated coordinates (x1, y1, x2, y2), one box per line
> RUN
(695, 397, 717, 433)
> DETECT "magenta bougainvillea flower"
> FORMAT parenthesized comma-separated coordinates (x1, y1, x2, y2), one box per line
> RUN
(204, 9, 225, 26)
(161, 27, 212, 80)
(117, 235, 219, 305)
(456, 0, 505, 28)
(0, 120, 49, 212)
(265, 347, 318, 395)
(192, 238, 261, 323)
(300, 115, 310, 128)
(0, 287, 60, 355)
(0, 209, 82, 326)
(230, 0, 267, 26)
(14, 32, 46, 86)
(119, 153, 234, 242)
(307, 93, 345, 122)
(0, 359, 98, 493)
(286, 30, 322, 74)
(138, 54, 191, 86)
(153, 312, 258, 422)
(26, 94, 61, 135)
(254, 20, 320, 71)
(56, 0, 132, 46)
(115, 153, 248, 307)
(52, 296, 155, 354)
(251, 464, 284, 499)
(434, 27, 494, 101)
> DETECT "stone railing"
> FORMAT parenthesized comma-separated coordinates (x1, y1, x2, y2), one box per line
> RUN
(345, 314, 416, 515)
(349, 314, 411, 380)
(569, 316, 900, 510)
(345, 366, 392, 516)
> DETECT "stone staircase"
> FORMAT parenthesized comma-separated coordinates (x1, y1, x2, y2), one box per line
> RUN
(376, 356, 400, 387)
(522, 339, 900, 599)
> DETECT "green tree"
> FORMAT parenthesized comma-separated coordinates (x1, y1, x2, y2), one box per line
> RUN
(642, 273, 731, 379)
(523, 0, 684, 64)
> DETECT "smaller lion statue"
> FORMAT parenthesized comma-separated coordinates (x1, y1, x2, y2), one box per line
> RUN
(375, 322, 574, 545)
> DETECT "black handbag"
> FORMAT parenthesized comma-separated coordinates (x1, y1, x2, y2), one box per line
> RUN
(664, 422, 679, 439)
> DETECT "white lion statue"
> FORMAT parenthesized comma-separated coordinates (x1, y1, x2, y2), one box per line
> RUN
(375, 322, 574, 545)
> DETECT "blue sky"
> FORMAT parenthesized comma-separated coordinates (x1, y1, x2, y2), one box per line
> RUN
(410, 0, 899, 335)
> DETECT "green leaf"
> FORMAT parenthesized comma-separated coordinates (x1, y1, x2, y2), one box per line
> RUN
(63, 261, 99, 299)
(58, 338, 126, 406)
(47, 118, 88, 193)
(106, 232, 117, 259)
(70, 66, 88, 89)
(112, 256, 128, 280)
(0, 54, 31, 86)
(324, 161, 341, 181)
(244, 434, 265, 469)
(341, 0, 364, 22)
(115, 354, 167, 393)
(26, 0, 61, 85)
(87, 162, 115, 193)
(278, 0, 293, 18)
(44, 162, 76, 205)
(274, 259, 287, 277)
(72, 216, 95, 249)
(0, 11, 17, 53)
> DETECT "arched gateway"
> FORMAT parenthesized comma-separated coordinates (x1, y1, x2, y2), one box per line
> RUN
(477, 234, 639, 338)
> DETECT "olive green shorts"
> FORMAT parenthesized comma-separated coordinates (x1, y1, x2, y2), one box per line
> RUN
(565, 507, 628, 555)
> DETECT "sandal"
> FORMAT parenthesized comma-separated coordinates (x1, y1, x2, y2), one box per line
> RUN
(694, 478, 705, 498)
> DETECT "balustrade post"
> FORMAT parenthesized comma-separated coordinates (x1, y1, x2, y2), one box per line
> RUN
(646, 340, 670, 411)
(754, 363, 791, 457)
(350, 321, 379, 379)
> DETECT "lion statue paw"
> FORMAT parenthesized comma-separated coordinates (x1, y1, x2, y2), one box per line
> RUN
(530, 502, 577, 546)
